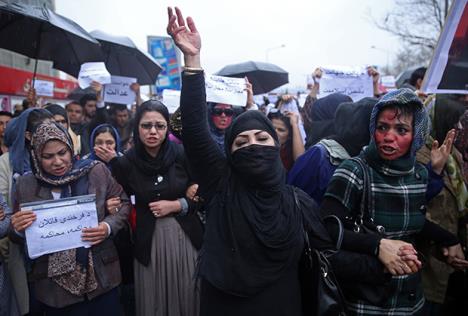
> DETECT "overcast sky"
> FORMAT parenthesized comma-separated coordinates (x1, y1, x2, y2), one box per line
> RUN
(56, 0, 401, 89)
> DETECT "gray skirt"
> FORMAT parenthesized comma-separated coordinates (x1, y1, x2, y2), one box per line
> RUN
(134, 216, 200, 316)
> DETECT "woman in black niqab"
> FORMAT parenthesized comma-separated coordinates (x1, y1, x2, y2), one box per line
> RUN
(168, 7, 335, 316)
(202, 110, 303, 298)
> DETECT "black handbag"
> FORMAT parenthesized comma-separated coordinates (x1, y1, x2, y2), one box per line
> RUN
(294, 189, 347, 316)
(338, 157, 390, 306)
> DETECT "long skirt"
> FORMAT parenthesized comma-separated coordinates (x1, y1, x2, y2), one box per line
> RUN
(0, 262, 19, 316)
(134, 216, 199, 316)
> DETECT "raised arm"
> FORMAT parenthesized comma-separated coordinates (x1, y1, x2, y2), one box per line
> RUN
(167, 7, 226, 199)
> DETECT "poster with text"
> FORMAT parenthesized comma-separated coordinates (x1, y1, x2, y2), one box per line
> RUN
(318, 66, 373, 101)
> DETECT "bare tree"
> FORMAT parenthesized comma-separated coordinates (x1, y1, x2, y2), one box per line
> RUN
(370, 0, 453, 74)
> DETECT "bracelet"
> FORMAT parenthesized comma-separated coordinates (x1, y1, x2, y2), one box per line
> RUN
(183, 66, 204, 73)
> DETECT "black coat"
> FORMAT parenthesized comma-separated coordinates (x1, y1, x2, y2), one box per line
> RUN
(110, 146, 203, 266)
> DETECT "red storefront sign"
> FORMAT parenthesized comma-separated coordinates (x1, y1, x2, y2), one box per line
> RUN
(0, 65, 78, 99)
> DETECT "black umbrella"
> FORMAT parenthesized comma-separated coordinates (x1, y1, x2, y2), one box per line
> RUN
(0, 1, 103, 80)
(395, 65, 424, 88)
(90, 30, 163, 85)
(215, 61, 289, 95)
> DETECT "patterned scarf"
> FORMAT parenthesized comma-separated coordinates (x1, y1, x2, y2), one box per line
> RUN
(366, 88, 429, 175)
(31, 122, 98, 295)
(455, 111, 468, 183)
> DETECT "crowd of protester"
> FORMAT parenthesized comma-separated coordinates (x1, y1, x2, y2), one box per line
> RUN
(0, 6, 467, 316)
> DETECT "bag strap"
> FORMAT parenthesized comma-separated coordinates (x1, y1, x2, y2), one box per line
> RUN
(323, 215, 344, 250)
(292, 187, 343, 251)
(350, 157, 371, 232)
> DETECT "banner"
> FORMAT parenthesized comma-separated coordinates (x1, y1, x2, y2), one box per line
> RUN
(205, 74, 247, 107)
(422, 0, 468, 94)
(318, 66, 373, 101)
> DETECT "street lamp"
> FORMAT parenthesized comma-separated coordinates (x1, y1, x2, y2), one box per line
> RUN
(265, 44, 286, 62)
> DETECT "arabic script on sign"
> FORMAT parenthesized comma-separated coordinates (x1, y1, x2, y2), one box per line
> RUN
(24, 195, 98, 259)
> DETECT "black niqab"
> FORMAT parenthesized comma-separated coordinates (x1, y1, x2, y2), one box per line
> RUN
(200, 111, 303, 297)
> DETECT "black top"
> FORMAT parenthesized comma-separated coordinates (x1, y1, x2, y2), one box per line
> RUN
(110, 144, 203, 266)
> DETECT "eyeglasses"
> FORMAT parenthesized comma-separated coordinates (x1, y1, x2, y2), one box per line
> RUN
(140, 122, 167, 131)
(212, 108, 234, 117)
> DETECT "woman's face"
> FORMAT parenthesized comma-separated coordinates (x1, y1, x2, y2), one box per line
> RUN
(94, 131, 116, 152)
(53, 114, 68, 130)
(211, 104, 234, 130)
(138, 111, 167, 150)
(374, 108, 413, 160)
(40, 140, 72, 177)
(271, 118, 289, 146)
(230, 129, 276, 153)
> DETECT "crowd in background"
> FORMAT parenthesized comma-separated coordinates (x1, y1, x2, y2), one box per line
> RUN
(0, 6, 467, 316)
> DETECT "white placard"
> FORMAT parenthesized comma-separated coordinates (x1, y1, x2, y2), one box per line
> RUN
(104, 76, 137, 105)
(318, 66, 373, 101)
(162, 89, 181, 114)
(205, 74, 247, 107)
(78, 62, 112, 89)
(381, 75, 396, 88)
(298, 93, 309, 107)
(24, 195, 98, 259)
(33, 79, 54, 97)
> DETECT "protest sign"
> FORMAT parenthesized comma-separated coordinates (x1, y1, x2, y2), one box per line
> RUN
(33, 79, 54, 97)
(162, 89, 181, 113)
(422, 0, 468, 94)
(381, 75, 396, 90)
(298, 93, 309, 107)
(103, 76, 137, 105)
(24, 194, 98, 259)
(318, 66, 373, 101)
(78, 62, 112, 89)
(205, 74, 247, 107)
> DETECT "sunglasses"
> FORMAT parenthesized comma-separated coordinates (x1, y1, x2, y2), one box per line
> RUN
(140, 122, 167, 131)
(212, 108, 234, 117)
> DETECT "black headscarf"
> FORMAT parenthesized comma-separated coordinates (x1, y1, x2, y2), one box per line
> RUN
(199, 110, 304, 297)
(305, 93, 352, 148)
(45, 103, 69, 126)
(126, 100, 179, 175)
(330, 97, 377, 156)
(433, 94, 466, 145)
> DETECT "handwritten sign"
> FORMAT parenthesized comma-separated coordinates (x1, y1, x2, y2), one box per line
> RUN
(318, 66, 373, 101)
(103, 76, 137, 105)
(162, 89, 181, 114)
(78, 62, 111, 89)
(33, 79, 54, 97)
(23, 195, 98, 259)
(205, 74, 247, 107)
